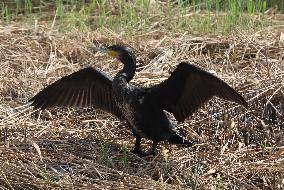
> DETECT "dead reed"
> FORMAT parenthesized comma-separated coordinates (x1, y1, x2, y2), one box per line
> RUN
(0, 25, 283, 189)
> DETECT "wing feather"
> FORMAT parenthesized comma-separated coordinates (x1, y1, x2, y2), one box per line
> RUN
(29, 67, 122, 118)
(149, 62, 248, 122)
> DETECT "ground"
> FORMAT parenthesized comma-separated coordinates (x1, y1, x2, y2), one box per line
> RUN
(0, 10, 284, 190)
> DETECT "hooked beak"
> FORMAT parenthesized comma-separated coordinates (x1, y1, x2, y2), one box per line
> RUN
(94, 47, 108, 53)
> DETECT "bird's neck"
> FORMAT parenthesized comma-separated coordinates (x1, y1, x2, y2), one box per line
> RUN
(118, 56, 136, 82)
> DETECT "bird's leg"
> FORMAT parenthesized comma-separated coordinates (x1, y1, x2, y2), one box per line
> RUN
(130, 128, 142, 153)
(131, 136, 147, 157)
(132, 136, 141, 153)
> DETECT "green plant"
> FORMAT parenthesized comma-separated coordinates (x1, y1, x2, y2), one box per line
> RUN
(24, 0, 32, 15)
(261, 139, 269, 148)
(0, 0, 272, 34)
(121, 146, 129, 168)
(0, 3, 9, 21)
(99, 142, 110, 166)
(56, 0, 64, 19)
(14, 0, 20, 17)
(162, 149, 170, 173)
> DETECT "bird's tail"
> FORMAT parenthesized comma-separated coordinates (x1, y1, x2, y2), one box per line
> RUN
(168, 133, 196, 147)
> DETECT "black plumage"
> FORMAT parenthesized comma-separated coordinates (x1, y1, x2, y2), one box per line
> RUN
(30, 45, 248, 156)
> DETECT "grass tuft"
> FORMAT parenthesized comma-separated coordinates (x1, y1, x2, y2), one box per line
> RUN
(0, 0, 279, 34)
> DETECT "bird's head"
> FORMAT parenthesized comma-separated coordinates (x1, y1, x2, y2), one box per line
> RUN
(91, 44, 136, 66)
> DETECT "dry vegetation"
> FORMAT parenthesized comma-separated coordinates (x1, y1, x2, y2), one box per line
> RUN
(0, 24, 284, 189)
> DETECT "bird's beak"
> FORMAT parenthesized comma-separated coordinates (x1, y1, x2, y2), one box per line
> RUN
(89, 46, 119, 58)
(94, 47, 108, 53)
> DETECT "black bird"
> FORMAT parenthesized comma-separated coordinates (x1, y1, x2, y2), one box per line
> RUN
(29, 45, 248, 156)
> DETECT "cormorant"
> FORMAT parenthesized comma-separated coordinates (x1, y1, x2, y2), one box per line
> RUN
(29, 45, 248, 156)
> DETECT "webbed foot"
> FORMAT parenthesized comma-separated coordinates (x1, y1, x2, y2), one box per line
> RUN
(131, 148, 148, 157)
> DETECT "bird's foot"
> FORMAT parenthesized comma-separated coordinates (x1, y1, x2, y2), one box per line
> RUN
(131, 148, 157, 157)
(145, 148, 157, 156)
(131, 148, 148, 157)
(131, 141, 158, 157)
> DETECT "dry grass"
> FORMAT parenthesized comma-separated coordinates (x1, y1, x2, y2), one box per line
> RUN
(0, 24, 284, 189)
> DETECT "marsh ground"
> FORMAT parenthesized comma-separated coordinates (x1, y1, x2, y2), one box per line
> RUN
(0, 1, 284, 189)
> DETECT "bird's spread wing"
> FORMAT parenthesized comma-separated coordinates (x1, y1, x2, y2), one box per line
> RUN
(29, 67, 122, 118)
(148, 62, 248, 122)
